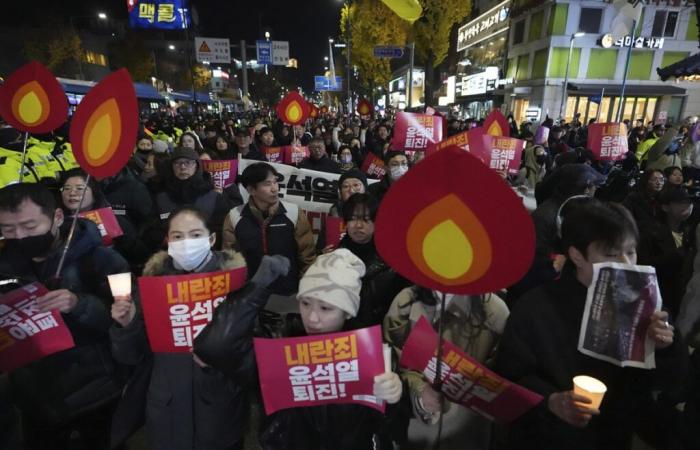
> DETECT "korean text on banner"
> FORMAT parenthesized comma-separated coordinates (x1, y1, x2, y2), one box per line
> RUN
(127, 0, 191, 30)
(578, 262, 660, 369)
(263, 147, 285, 164)
(391, 112, 444, 151)
(361, 154, 387, 179)
(400, 317, 542, 422)
(0, 282, 75, 372)
(325, 216, 346, 247)
(202, 159, 238, 189)
(254, 325, 386, 415)
(79, 207, 124, 246)
(138, 268, 247, 353)
(587, 123, 629, 161)
(283, 146, 310, 166)
(426, 130, 470, 157)
(470, 132, 525, 175)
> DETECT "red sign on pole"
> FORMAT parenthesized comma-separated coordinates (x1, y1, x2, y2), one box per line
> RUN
(469, 132, 525, 175)
(0, 282, 75, 372)
(79, 207, 124, 246)
(263, 146, 285, 163)
(325, 216, 346, 247)
(283, 145, 310, 165)
(253, 325, 386, 415)
(587, 123, 629, 161)
(361, 153, 386, 179)
(202, 159, 238, 189)
(391, 112, 444, 151)
(400, 316, 543, 422)
(138, 268, 247, 353)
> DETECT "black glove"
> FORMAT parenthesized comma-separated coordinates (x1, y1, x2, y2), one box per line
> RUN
(251, 255, 290, 287)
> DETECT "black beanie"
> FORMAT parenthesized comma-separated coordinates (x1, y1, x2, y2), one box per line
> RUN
(338, 169, 368, 190)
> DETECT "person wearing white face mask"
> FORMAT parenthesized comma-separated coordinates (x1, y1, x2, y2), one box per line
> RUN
(109, 205, 290, 450)
(368, 150, 409, 204)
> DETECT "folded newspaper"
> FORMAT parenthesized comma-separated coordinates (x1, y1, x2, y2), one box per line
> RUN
(578, 262, 661, 369)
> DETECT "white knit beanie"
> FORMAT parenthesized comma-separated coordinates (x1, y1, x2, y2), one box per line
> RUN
(297, 248, 366, 317)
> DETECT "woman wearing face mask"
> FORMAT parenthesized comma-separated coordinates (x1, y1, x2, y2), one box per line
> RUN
(130, 135, 154, 175)
(384, 286, 509, 450)
(516, 145, 548, 191)
(337, 145, 356, 172)
(193, 248, 404, 450)
(368, 151, 409, 204)
(110, 206, 289, 450)
(339, 193, 410, 327)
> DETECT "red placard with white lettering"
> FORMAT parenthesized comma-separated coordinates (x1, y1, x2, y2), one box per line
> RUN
(79, 207, 124, 246)
(587, 123, 629, 161)
(138, 268, 247, 353)
(325, 216, 346, 247)
(253, 325, 386, 415)
(361, 153, 386, 179)
(263, 146, 284, 163)
(400, 316, 543, 422)
(426, 130, 470, 157)
(202, 159, 238, 189)
(283, 145, 310, 165)
(391, 112, 444, 151)
(469, 132, 525, 175)
(0, 282, 75, 372)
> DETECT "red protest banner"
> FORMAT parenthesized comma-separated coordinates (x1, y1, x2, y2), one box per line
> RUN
(391, 112, 444, 151)
(263, 146, 284, 163)
(400, 316, 542, 422)
(79, 207, 123, 246)
(587, 123, 629, 161)
(0, 282, 75, 372)
(254, 325, 386, 415)
(325, 216, 346, 247)
(138, 268, 247, 353)
(283, 145, 310, 165)
(202, 159, 238, 189)
(426, 130, 470, 157)
(361, 153, 386, 179)
(469, 132, 525, 175)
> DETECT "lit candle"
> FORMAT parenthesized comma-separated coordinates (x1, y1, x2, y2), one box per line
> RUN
(107, 272, 132, 299)
(573, 375, 607, 409)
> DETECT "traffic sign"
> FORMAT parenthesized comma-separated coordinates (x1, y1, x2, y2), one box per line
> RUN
(195, 37, 231, 64)
(373, 46, 404, 58)
(271, 41, 290, 66)
(314, 76, 343, 92)
(256, 40, 272, 65)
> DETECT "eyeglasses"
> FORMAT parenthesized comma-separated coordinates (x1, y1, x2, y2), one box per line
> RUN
(173, 159, 197, 168)
(60, 185, 87, 193)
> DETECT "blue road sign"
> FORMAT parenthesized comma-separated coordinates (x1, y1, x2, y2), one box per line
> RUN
(256, 40, 272, 65)
(314, 76, 343, 92)
(589, 94, 602, 104)
(373, 46, 404, 58)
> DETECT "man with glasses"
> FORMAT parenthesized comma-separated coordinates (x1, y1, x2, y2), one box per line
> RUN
(298, 138, 341, 174)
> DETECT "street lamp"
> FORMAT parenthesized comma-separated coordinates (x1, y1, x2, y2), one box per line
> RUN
(324, 56, 329, 61)
(558, 32, 585, 121)
(168, 44, 176, 50)
(98, 12, 107, 20)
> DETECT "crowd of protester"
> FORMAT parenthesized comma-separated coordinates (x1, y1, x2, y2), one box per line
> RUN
(1, 105, 700, 450)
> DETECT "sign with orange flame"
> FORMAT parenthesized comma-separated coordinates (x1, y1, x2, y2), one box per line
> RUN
(375, 146, 534, 294)
(276, 91, 310, 126)
(309, 104, 320, 119)
(357, 98, 373, 116)
(483, 109, 510, 137)
(0, 61, 68, 134)
(69, 69, 139, 179)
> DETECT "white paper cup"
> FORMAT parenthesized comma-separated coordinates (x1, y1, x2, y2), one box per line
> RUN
(573, 375, 607, 409)
(107, 272, 132, 299)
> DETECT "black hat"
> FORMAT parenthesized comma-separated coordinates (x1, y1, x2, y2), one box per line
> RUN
(338, 169, 368, 190)
(171, 146, 200, 161)
(660, 186, 691, 204)
(234, 128, 249, 137)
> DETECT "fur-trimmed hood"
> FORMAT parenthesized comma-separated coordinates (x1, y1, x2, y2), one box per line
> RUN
(143, 249, 246, 276)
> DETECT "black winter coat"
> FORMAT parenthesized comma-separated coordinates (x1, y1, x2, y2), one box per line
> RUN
(0, 219, 129, 425)
(298, 155, 341, 174)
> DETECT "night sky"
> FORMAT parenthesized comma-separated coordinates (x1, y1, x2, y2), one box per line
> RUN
(4, 0, 343, 91)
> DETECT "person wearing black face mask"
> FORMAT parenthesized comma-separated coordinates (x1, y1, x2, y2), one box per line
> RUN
(0, 183, 130, 450)
(515, 145, 548, 191)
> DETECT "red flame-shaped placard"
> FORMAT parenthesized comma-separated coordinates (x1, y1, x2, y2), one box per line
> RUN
(276, 91, 310, 126)
(483, 109, 510, 137)
(320, 105, 329, 114)
(69, 69, 138, 179)
(0, 61, 68, 134)
(310, 104, 319, 119)
(375, 146, 534, 294)
(357, 98, 373, 116)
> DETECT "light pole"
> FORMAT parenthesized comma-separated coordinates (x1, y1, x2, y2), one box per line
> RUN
(558, 32, 584, 121)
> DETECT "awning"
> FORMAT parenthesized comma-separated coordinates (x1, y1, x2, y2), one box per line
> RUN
(567, 83, 686, 96)
(167, 91, 194, 101)
(657, 53, 700, 81)
(57, 78, 94, 94)
(133, 83, 163, 101)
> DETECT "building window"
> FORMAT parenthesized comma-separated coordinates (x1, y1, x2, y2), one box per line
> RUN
(513, 20, 525, 44)
(578, 8, 602, 34)
(84, 51, 107, 66)
(652, 10, 679, 37)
